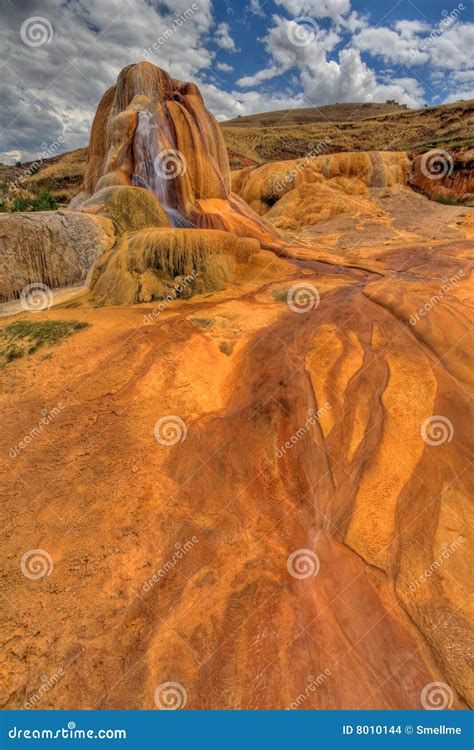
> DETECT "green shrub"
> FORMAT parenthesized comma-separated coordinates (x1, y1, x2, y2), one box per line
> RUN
(0, 320, 89, 366)
(11, 191, 58, 212)
(436, 194, 460, 206)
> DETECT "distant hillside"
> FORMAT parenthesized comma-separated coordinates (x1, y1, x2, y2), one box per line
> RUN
(221, 99, 474, 165)
(223, 101, 408, 126)
(0, 148, 87, 206)
(1, 99, 472, 202)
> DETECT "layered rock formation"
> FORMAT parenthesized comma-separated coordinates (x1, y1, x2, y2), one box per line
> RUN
(0, 211, 115, 302)
(232, 152, 410, 229)
(409, 149, 474, 204)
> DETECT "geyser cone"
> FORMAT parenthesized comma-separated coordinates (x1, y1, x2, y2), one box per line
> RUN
(83, 61, 235, 222)
(78, 62, 281, 304)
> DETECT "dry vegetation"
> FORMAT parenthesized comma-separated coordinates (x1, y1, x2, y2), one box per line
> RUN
(221, 99, 474, 164)
(0, 148, 87, 207)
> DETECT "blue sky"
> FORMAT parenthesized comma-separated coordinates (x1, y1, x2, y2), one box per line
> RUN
(0, 0, 473, 162)
(204, 0, 473, 112)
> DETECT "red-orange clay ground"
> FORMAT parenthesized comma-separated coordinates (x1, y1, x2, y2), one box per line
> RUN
(1, 188, 472, 710)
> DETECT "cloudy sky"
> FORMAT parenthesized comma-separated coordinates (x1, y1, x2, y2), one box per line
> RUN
(1, 0, 473, 162)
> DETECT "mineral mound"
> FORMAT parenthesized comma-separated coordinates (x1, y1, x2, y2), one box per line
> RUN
(0, 62, 472, 712)
(72, 62, 279, 304)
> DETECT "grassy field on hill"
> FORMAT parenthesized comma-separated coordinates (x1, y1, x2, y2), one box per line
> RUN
(222, 99, 474, 164)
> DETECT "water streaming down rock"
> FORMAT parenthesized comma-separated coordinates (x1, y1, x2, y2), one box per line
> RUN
(132, 110, 193, 228)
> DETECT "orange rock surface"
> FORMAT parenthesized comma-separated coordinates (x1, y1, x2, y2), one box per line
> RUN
(0, 63, 472, 711)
